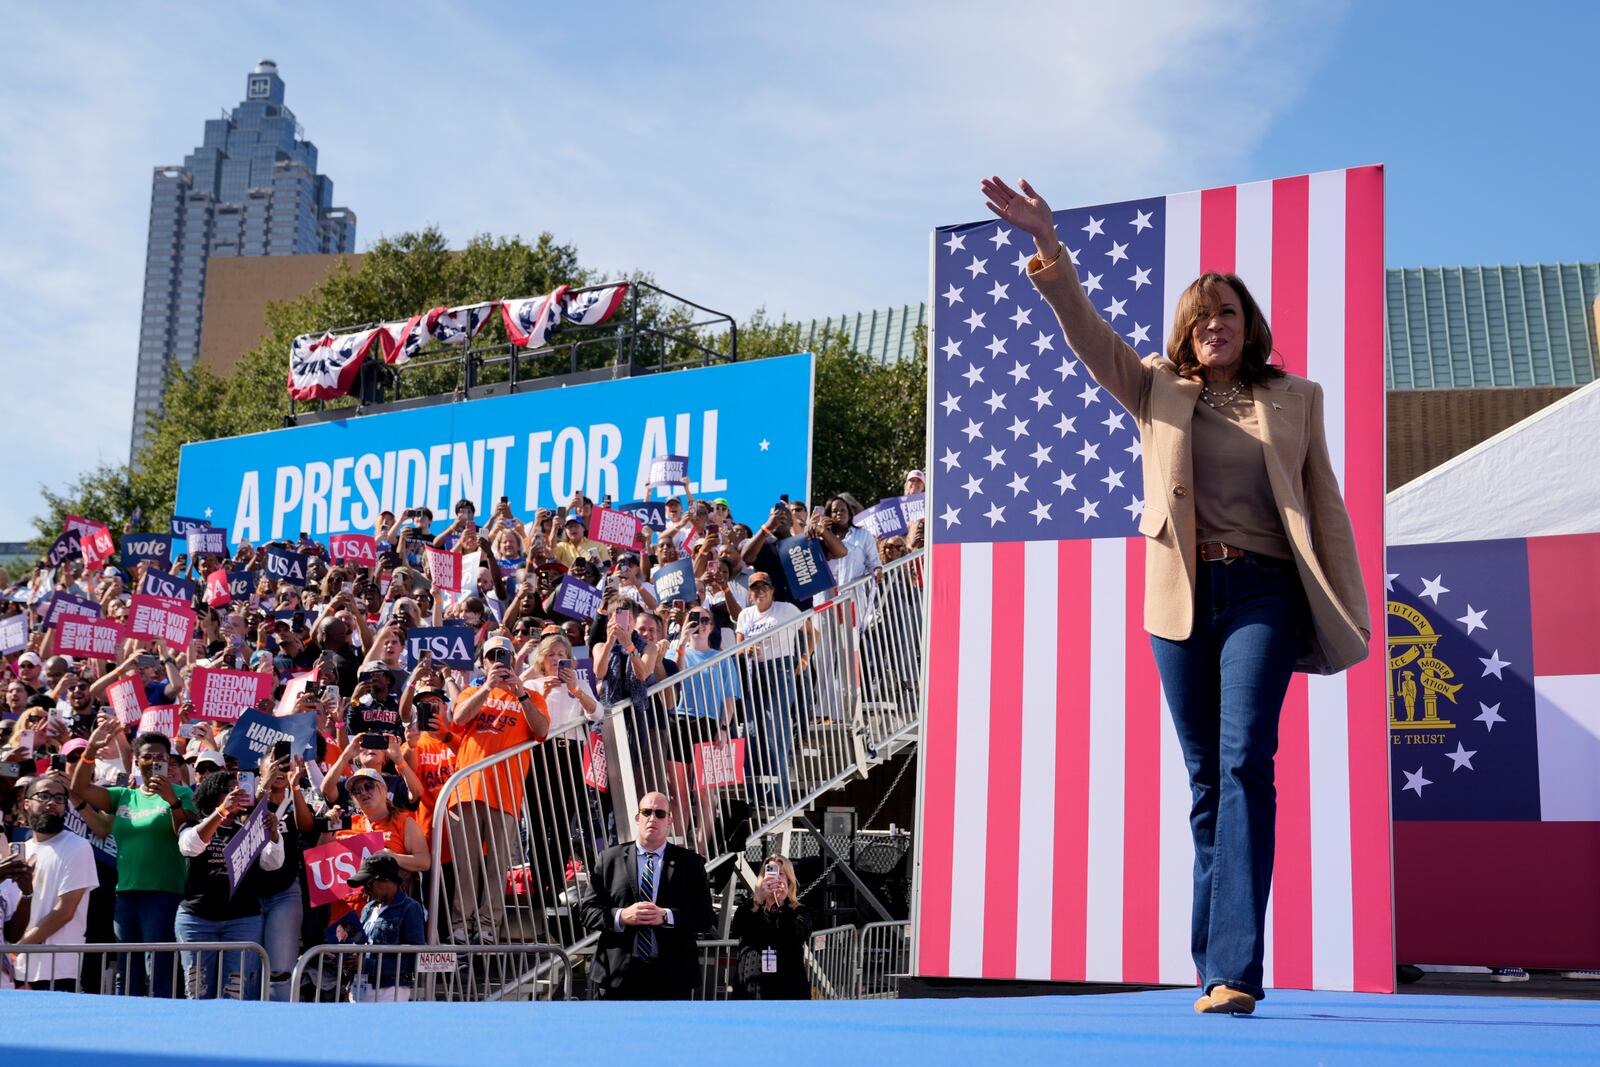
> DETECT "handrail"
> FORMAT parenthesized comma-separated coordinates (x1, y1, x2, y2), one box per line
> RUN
(290, 941, 574, 1002)
(424, 547, 927, 946)
(8, 941, 271, 999)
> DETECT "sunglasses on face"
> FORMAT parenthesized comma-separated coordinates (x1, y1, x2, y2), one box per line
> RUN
(638, 807, 670, 820)
(687, 615, 707, 626)
(350, 781, 380, 795)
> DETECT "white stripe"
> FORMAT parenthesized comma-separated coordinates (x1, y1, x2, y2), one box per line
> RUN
(1262, 885, 1276, 989)
(1307, 169, 1348, 486)
(946, 541, 993, 977)
(1234, 178, 1274, 321)
(1156, 685, 1196, 984)
(1015, 540, 1060, 979)
(1306, 169, 1356, 991)
(1162, 192, 1202, 354)
(1308, 673, 1356, 990)
(1083, 537, 1127, 980)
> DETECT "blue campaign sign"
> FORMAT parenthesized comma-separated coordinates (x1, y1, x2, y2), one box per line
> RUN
(224, 709, 317, 770)
(174, 353, 815, 550)
(652, 558, 697, 603)
(142, 570, 198, 603)
(775, 535, 835, 601)
(403, 626, 478, 670)
(263, 547, 310, 587)
(121, 533, 176, 567)
(170, 515, 211, 539)
(226, 569, 255, 599)
(614, 501, 671, 529)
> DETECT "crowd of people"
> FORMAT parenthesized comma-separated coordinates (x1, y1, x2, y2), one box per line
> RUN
(0, 474, 926, 1000)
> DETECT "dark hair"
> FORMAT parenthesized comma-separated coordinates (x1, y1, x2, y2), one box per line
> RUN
(193, 770, 235, 815)
(1165, 272, 1284, 386)
(133, 731, 173, 755)
(825, 495, 856, 521)
(454, 498, 475, 515)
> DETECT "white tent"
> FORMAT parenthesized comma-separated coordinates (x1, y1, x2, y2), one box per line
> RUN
(1387, 377, 1600, 545)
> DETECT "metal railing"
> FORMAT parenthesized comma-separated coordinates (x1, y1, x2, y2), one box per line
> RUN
(5, 941, 271, 1000)
(290, 942, 573, 1002)
(287, 279, 739, 425)
(805, 924, 860, 1000)
(422, 551, 926, 979)
(857, 920, 911, 999)
(694, 939, 741, 1000)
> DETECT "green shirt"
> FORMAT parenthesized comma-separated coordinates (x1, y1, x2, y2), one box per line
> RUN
(106, 785, 197, 893)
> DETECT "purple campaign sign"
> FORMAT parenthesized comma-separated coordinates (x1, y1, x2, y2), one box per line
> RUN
(48, 530, 82, 567)
(854, 497, 909, 539)
(222, 799, 272, 898)
(553, 575, 602, 621)
(647, 455, 689, 488)
(0, 613, 27, 655)
(44, 592, 102, 627)
(186, 525, 228, 557)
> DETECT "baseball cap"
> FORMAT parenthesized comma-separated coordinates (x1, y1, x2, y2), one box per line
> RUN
(481, 634, 515, 661)
(347, 852, 403, 888)
(564, 510, 586, 528)
(905, 469, 926, 483)
(61, 738, 90, 756)
(193, 749, 226, 770)
(749, 571, 774, 588)
(712, 498, 731, 509)
(348, 767, 386, 789)
(17, 653, 42, 667)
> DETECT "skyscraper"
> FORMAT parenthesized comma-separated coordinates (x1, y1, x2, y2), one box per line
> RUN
(130, 60, 356, 456)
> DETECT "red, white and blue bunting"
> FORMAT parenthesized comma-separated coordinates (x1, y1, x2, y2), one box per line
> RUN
(289, 283, 631, 396)
(286, 328, 382, 400)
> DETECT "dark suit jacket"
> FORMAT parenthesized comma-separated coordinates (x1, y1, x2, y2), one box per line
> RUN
(579, 840, 714, 998)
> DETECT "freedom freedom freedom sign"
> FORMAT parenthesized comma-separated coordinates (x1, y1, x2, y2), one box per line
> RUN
(174, 354, 815, 549)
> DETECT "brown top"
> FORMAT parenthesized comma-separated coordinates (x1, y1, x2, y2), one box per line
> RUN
(1190, 386, 1292, 559)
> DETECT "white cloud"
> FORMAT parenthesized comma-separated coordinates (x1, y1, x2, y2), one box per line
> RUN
(0, 1, 1340, 538)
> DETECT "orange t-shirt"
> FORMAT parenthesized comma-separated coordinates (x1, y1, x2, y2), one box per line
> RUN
(411, 732, 459, 857)
(330, 809, 418, 923)
(447, 685, 545, 812)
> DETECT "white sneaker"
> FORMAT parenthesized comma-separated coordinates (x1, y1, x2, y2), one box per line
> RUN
(1560, 970, 1600, 981)
(1490, 967, 1529, 982)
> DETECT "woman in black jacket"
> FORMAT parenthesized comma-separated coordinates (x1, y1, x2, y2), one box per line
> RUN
(731, 855, 812, 1000)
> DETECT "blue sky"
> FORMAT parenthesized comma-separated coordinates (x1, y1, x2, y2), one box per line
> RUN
(1, 1, 1596, 539)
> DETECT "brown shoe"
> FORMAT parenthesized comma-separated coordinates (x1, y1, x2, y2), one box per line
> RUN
(1196, 985, 1256, 1015)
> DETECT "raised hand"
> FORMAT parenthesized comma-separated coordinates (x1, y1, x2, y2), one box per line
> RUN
(980, 176, 1059, 252)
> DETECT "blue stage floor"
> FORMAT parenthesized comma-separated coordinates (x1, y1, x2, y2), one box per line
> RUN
(4, 988, 1599, 1065)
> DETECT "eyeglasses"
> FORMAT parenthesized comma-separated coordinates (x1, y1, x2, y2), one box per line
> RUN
(687, 615, 707, 626)
(69, 683, 90, 693)
(28, 792, 68, 806)
(349, 781, 380, 795)
(637, 807, 671, 820)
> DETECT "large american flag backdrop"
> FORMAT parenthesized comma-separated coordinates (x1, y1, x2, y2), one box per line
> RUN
(913, 166, 1393, 993)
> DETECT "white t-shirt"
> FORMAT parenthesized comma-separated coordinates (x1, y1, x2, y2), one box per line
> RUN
(0, 878, 21, 988)
(736, 601, 805, 659)
(529, 674, 599, 733)
(20, 831, 98, 983)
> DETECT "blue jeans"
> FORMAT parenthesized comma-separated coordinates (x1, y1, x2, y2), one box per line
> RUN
(1149, 552, 1307, 1001)
(113, 890, 181, 997)
(173, 907, 265, 1000)
(258, 884, 304, 1002)
(743, 655, 796, 811)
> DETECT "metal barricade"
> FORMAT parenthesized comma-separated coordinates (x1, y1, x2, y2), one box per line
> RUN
(856, 920, 910, 999)
(425, 716, 624, 957)
(426, 552, 927, 964)
(290, 942, 573, 1002)
(5, 941, 270, 1000)
(804, 924, 860, 1000)
(694, 938, 740, 1001)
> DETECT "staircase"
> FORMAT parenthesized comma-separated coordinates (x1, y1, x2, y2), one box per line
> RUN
(423, 551, 927, 979)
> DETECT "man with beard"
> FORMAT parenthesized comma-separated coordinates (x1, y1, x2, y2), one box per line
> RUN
(15, 777, 98, 990)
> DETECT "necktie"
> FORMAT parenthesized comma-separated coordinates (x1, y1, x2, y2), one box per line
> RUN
(636, 851, 658, 959)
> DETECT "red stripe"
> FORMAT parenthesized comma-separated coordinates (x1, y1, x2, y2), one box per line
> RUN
(1121, 537, 1161, 982)
(982, 542, 1026, 977)
(1270, 175, 1310, 375)
(1267, 172, 1314, 989)
(1341, 165, 1395, 993)
(1272, 677, 1313, 988)
(1526, 533, 1600, 676)
(1199, 186, 1238, 274)
(1052, 539, 1093, 981)
(917, 542, 963, 977)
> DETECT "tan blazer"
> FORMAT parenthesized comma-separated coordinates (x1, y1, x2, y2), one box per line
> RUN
(1028, 252, 1370, 675)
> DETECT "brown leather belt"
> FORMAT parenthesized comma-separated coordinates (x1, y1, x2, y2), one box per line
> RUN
(1198, 541, 1246, 564)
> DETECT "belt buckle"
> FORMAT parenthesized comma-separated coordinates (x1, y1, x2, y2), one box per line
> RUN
(1200, 541, 1237, 564)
